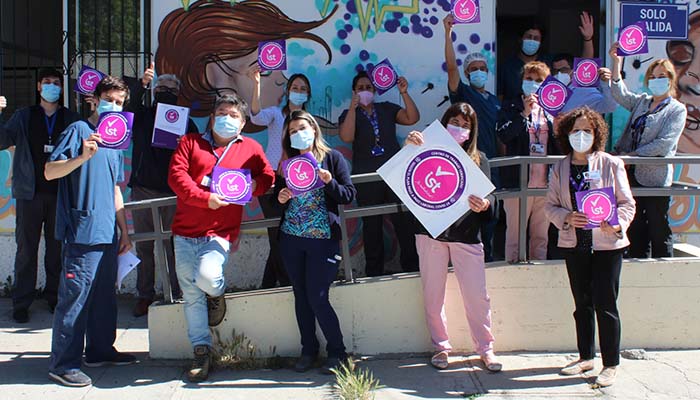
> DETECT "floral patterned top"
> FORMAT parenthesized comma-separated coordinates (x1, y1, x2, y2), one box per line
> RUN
(280, 188, 332, 239)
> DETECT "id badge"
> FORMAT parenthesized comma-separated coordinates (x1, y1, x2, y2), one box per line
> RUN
(201, 175, 212, 187)
(371, 145, 385, 157)
(44, 145, 55, 154)
(530, 143, 545, 155)
(584, 170, 601, 181)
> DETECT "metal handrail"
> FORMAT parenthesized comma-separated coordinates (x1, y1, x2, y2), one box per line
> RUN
(126, 155, 700, 303)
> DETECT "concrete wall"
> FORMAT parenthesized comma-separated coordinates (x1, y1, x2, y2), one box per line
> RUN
(149, 258, 700, 359)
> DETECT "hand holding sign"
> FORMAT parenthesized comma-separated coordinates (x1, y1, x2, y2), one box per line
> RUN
(536, 76, 572, 116)
(80, 135, 100, 162)
(74, 66, 106, 95)
(96, 112, 134, 149)
(451, 0, 481, 24)
(282, 153, 325, 195)
(617, 23, 648, 56)
(369, 58, 398, 95)
(573, 58, 601, 87)
(575, 187, 619, 229)
(257, 40, 287, 71)
(566, 211, 590, 228)
(208, 193, 230, 210)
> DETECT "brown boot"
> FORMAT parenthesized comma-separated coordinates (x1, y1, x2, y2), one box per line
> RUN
(187, 345, 211, 382)
(207, 294, 226, 326)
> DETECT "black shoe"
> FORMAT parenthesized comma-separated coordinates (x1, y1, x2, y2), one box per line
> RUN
(84, 352, 138, 367)
(294, 355, 315, 372)
(47, 300, 57, 314)
(12, 308, 29, 324)
(207, 294, 226, 326)
(321, 356, 348, 375)
(49, 370, 92, 387)
(187, 345, 211, 382)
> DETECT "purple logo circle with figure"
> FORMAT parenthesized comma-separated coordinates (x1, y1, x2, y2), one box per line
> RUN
(405, 150, 466, 210)
(285, 157, 319, 191)
(574, 60, 598, 86)
(580, 191, 614, 225)
(78, 70, 101, 93)
(372, 63, 397, 90)
(619, 25, 645, 54)
(540, 80, 568, 111)
(259, 42, 285, 70)
(97, 113, 129, 147)
(214, 170, 250, 201)
(165, 109, 179, 123)
(452, 0, 479, 23)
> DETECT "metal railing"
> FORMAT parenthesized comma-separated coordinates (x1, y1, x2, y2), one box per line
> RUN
(125, 155, 700, 304)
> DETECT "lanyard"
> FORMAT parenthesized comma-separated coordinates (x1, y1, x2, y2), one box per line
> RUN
(528, 109, 544, 144)
(209, 133, 238, 167)
(359, 106, 380, 142)
(44, 112, 58, 140)
(569, 175, 589, 192)
(631, 97, 671, 148)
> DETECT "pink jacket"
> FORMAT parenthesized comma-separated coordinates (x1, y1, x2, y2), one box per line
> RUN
(544, 151, 636, 251)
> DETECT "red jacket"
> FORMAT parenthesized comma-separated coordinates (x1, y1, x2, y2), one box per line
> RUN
(168, 132, 275, 242)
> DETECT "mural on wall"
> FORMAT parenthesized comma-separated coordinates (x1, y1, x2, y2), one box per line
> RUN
(151, 0, 497, 255)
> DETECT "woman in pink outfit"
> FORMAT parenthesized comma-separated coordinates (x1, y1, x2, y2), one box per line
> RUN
(404, 102, 501, 372)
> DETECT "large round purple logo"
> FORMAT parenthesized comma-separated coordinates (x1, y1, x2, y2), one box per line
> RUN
(619, 25, 645, 54)
(574, 60, 598, 86)
(259, 42, 285, 70)
(540, 80, 568, 111)
(405, 150, 466, 210)
(285, 157, 319, 191)
(452, 0, 479, 23)
(214, 170, 250, 202)
(97, 113, 129, 147)
(78, 70, 101, 93)
(372, 63, 397, 91)
(580, 191, 614, 225)
(165, 109, 179, 123)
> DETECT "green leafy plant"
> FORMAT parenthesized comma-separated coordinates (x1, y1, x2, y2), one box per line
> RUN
(331, 359, 384, 400)
(212, 328, 284, 370)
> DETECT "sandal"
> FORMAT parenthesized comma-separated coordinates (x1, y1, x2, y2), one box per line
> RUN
(430, 351, 449, 370)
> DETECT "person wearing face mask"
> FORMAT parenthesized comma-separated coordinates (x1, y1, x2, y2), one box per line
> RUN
(496, 61, 560, 263)
(544, 107, 635, 387)
(498, 13, 595, 103)
(0, 68, 80, 323)
(248, 67, 314, 289)
(275, 110, 355, 374)
(126, 65, 199, 317)
(44, 76, 136, 387)
(607, 43, 687, 258)
(552, 53, 617, 115)
(338, 71, 420, 277)
(168, 93, 274, 382)
(404, 102, 501, 373)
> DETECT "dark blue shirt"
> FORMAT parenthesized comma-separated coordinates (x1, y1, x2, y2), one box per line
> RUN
(50, 120, 125, 245)
(448, 80, 501, 159)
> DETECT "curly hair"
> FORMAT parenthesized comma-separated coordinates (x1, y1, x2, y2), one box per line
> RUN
(555, 106, 608, 154)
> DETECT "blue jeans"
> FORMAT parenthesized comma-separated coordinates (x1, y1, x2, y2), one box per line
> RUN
(174, 235, 230, 348)
(49, 239, 119, 374)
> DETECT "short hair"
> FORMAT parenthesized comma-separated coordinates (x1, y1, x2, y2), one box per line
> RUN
(38, 67, 63, 84)
(94, 76, 130, 105)
(155, 74, 181, 90)
(522, 61, 551, 80)
(555, 107, 609, 154)
(552, 53, 575, 68)
(352, 71, 372, 91)
(644, 58, 678, 98)
(519, 22, 545, 39)
(214, 93, 249, 116)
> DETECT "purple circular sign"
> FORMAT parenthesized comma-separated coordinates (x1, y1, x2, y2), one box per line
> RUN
(540, 80, 568, 111)
(372, 63, 397, 90)
(78, 70, 101, 93)
(214, 170, 249, 202)
(165, 109, 179, 123)
(259, 42, 285, 70)
(285, 157, 319, 192)
(574, 60, 598, 86)
(96, 113, 129, 147)
(452, 0, 479, 23)
(405, 150, 466, 210)
(619, 25, 645, 54)
(580, 191, 614, 225)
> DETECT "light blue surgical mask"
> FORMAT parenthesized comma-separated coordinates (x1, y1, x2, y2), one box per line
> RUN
(648, 77, 671, 97)
(96, 99, 122, 115)
(555, 72, 571, 86)
(213, 115, 242, 139)
(290, 128, 315, 150)
(468, 70, 488, 89)
(288, 92, 308, 106)
(40, 83, 61, 103)
(521, 79, 541, 96)
(521, 39, 541, 56)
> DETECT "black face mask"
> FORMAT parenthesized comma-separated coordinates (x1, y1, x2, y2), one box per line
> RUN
(154, 91, 178, 105)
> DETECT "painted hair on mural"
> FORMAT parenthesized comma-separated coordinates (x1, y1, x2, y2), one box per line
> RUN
(155, 0, 337, 117)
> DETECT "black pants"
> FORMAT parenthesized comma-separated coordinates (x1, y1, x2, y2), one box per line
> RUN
(259, 190, 290, 288)
(562, 248, 623, 367)
(356, 181, 418, 277)
(13, 192, 61, 311)
(626, 171, 673, 258)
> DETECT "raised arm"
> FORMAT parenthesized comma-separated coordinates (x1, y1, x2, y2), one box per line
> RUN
(45, 131, 99, 181)
(580, 11, 595, 59)
(443, 15, 461, 93)
(396, 77, 420, 125)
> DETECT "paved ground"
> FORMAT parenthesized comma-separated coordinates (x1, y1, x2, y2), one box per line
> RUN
(1, 298, 700, 400)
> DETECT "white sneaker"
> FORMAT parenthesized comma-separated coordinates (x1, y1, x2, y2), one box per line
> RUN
(560, 359, 594, 375)
(595, 366, 617, 387)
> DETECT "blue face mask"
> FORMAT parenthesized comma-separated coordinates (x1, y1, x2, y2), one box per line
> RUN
(290, 128, 315, 150)
(648, 77, 671, 97)
(521, 79, 541, 96)
(40, 83, 61, 103)
(468, 70, 488, 89)
(288, 92, 308, 106)
(213, 115, 242, 139)
(96, 99, 123, 115)
(521, 39, 541, 56)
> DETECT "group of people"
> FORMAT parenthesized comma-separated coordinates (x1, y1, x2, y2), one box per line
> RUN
(0, 10, 686, 390)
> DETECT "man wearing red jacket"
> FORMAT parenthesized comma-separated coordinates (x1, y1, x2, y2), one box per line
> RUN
(168, 93, 274, 382)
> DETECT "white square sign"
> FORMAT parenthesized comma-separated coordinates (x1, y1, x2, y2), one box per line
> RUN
(377, 120, 495, 238)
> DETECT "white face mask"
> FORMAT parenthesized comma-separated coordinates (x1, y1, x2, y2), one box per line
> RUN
(569, 130, 594, 154)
